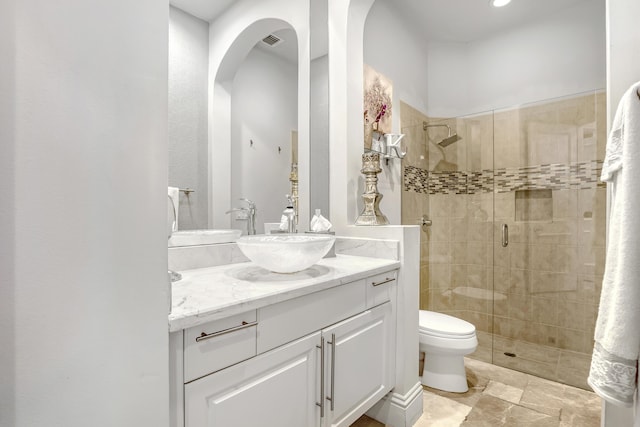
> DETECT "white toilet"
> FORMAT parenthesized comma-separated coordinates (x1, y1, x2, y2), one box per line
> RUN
(419, 310, 478, 393)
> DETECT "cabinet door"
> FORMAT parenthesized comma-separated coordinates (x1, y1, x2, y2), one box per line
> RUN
(321, 302, 394, 427)
(185, 332, 320, 427)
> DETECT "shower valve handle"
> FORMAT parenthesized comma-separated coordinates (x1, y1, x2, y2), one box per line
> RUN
(420, 215, 432, 231)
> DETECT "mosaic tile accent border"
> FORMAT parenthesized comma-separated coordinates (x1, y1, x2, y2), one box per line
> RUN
(403, 166, 430, 193)
(468, 171, 494, 194)
(429, 171, 469, 194)
(404, 160, 604, 195)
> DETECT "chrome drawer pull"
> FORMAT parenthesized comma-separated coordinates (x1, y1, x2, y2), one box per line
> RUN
(371, 277, 394, 287)
(195, 321, 257, 342)
(327, 333, 336, 411)
(316, 338, 325, 417)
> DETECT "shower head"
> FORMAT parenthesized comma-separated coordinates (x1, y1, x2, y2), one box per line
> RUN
(423, 122, 461, 147)
(438, 133, 461, 147)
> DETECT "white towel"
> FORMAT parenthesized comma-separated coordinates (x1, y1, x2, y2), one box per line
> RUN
(588, 82, 640, 407)
(168, 186, 180, 232)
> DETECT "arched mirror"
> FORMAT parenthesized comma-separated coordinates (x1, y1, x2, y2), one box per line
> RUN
(227, 26, 299, 234)
(168, 0, 310, 241)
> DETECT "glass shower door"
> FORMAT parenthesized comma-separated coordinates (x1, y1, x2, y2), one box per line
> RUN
(417, 109, 496, 365)
(490, 91, 607, 390)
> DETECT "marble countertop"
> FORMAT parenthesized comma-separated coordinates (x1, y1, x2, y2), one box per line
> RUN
(169, 254, 400, 332)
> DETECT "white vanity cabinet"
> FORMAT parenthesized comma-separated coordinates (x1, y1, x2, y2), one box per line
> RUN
(185, 331, 321, 427)
(320, 302, 393, 427)
(171, 269, 397, 427)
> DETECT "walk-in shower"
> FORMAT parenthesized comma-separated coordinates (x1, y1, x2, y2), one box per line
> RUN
(400, 92, 606, 391)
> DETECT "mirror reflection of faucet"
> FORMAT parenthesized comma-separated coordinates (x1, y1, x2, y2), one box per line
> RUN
(168, 187, 180, 232)
(225, 198, 257, 235)
(167, 192, 182, 283)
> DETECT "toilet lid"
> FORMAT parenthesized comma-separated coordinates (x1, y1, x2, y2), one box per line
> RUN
(419, 310, 476, 337)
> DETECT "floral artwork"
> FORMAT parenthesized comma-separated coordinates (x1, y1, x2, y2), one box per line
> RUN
(363, 64, 393, 149)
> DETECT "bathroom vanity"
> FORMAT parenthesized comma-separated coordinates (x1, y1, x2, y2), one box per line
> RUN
(169, 254, 400, 427)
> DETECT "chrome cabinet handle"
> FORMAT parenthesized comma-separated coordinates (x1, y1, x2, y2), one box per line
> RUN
(327, 333, 336, 411)
(371, 277, 395, 287)
(194, 321, 257, 342)
(316, 338, 325, 417)
(502, 224, 509, 247)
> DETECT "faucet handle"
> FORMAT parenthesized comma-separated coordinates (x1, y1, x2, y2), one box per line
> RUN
(225, 207, 247, 214)
(239, 198, 255, 209)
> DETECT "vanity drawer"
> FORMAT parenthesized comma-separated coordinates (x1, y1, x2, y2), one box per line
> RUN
(184, 311, 257, 383)
(257, 279, 366, 354)
(366, 270, 396, 308)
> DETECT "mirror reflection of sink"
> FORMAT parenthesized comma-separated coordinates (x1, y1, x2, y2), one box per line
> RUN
(168, 229, 242, 247)
(236, 234, 336, 274)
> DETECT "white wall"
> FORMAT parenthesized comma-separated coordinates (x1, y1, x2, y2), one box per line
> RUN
(328, 0, 373, 230)
(310, 54, 330, 216)
(425, 41, 470, 117)
(603, 0, 640, 424)
(0, 1, 169, 426)
(364, 1, 430, 121)
(169, 7, 209, 230)
(428, 0, 606, 117)
(231, 47, 298, 232)
(363, 0, 430, 225)
(607, 0, 640, 110)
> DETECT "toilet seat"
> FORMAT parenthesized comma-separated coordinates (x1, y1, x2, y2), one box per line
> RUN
(419, 310, 475, 339)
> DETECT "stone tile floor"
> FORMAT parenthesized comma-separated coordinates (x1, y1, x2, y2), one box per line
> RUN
(351, 357, 601, 427)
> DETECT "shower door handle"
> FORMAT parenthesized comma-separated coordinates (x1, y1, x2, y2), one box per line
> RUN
(502, 224, 509, 247)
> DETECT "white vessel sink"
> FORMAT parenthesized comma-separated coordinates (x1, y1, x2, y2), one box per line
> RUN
(168, 229, 242, 247)
(236, 234, 336, 273)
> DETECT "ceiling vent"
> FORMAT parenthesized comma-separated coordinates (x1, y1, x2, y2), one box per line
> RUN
(261, 34, 283, 47)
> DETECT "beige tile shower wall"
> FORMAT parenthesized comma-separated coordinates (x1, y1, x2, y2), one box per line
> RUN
(400, 102, 430, 310)
(493, 92, 606, 169)
(427, 192, 495, 335)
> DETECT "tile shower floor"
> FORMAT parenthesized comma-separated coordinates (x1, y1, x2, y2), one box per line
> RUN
(351, 358, 601, 427)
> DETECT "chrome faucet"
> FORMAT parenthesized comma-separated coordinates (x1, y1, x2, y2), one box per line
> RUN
(226, 198, 257, 235)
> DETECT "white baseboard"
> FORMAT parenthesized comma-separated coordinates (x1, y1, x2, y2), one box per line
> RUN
(365, 381, 423, 427)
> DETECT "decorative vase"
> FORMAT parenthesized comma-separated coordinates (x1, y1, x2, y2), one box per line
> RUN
(355, 152, 389, 226)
